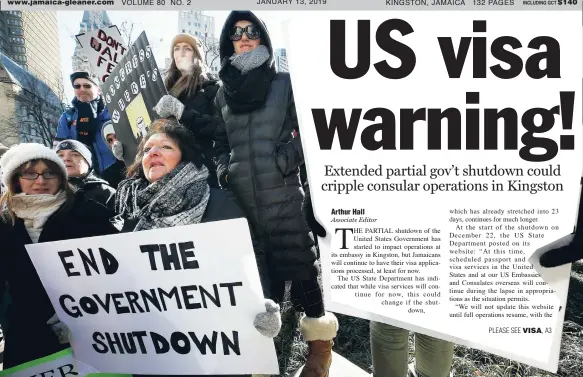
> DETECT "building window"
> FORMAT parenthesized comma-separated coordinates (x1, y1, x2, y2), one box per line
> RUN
(10, 37, 25, 45)
(13, 54, 27, 63)
(9, 28, 24, 36)
(7, 19, 22, 26)
(8, 11, 22, 16)
(11, 45, 25, 53)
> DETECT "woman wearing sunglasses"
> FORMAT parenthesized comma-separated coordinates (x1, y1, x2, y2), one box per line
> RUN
(213, 11, 338, 377)
(148, 33, 221, 188)
(0, 143, 118, 368)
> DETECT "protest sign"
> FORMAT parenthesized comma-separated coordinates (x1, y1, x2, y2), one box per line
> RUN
(102, 31, 167, 166)
(25, 219, 279, 375)
(0, 349, 80, 377)
(75, 26, 128, 84)
(0, 348, 129, 377)
(287, 11, 582, 373)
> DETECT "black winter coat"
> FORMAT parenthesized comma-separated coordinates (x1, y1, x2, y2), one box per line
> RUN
(177, 78, 222, 189)
(70, 171, 116, 213)
(0, 193, 119, 368)
(214, 72, 317, 282)
(100, 159, 127, 189)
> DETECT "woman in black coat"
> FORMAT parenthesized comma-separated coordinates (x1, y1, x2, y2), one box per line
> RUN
(152, 33, 222, 189)
(114, 118, 281, 377)
(213, 12, 338, 377)
(0, 143, 119, 368)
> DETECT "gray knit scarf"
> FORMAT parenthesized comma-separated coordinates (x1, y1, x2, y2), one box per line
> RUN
(229, 45, 270, 74)
(115, 162, 210, 231)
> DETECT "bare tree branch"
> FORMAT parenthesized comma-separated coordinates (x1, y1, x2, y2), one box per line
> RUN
(200, 27, 220, 71)
(3, 72, 66, 147)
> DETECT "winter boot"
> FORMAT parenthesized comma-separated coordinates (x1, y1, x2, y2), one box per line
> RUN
(299, 312, 339, 377)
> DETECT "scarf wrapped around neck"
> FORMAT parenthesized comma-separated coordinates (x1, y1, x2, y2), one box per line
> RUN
(12, 190, 68, 243)
(219, 45, 276, 114)
(115, 162, 210, 231)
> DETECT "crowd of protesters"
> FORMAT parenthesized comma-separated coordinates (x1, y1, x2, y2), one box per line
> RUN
(0, 10, 580, 377)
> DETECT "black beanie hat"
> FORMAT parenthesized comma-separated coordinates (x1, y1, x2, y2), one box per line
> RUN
(70, 71, 99, 86)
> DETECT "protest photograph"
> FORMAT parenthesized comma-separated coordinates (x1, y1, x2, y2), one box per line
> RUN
(0, 5, 581, 377)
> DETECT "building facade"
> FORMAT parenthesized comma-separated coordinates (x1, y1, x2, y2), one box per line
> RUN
(0, 53, 62, 147)
(72, 11, 112, 78)
(177, 11, 220, 74)
(0, 11, 63, 99)
(274, 48, 289, 73)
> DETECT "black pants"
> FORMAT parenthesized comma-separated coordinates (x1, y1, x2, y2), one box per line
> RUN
(270, 277, 325, 318)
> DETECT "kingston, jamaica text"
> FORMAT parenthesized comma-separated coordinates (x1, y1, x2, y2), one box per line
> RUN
(313, 19, 576, 163)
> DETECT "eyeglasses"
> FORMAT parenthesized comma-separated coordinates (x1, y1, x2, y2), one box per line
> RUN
(230, 24, 260, 41)
(73, 84, 92, 89)
(19, 171, 60, 180)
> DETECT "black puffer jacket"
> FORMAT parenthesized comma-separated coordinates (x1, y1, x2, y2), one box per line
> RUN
(214, 11, 317, 282)
(70, 171, 116, 213)
(0, 192, 119, 368)
(177, 77, 222, 188)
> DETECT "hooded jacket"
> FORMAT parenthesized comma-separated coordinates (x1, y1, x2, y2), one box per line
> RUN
(55, 97, 116, 175)
(213, 11, 317, 281)
(70, 171, 116, 213)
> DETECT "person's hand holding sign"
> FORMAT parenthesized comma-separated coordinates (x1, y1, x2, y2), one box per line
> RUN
(47, 313, 72, 344)
(154, 95, 185, 120)
(253, 299, 282, 338)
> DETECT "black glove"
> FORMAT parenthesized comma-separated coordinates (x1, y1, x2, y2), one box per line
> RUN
(539, 235, 583, 267)
(302, 185, 326, 238)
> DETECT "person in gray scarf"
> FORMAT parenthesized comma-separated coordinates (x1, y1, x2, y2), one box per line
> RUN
(213, 11, 338, 377)
(114, 118, 280, 377)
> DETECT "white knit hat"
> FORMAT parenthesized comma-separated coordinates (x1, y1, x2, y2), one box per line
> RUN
(0, 143, 68, 188)
(101, 121, 115, 143)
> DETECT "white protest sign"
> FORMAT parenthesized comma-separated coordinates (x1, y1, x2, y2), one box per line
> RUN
(287, 11, 581, 373)
(26, 219, 279, 375)
(76, 26, 128, 84)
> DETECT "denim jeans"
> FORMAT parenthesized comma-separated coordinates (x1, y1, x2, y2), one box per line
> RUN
(370, 321, 454, 377)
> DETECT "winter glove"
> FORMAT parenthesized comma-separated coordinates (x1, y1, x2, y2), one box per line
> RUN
(47, 313, 72, 344)
(153, 95, 185, 120)
(253, 299, 282, 338)
(302, 185, 327, 238)
(539, 235, 583, 267)
(112, 140, 124, 161)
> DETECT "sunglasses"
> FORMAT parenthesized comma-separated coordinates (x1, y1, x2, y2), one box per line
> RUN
(230, 24, 260, 41)
(73, 84, 93, 89)
(19, 171, 59, 180)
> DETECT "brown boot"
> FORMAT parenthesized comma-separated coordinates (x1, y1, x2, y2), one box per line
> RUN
(299, 312, 339, 377)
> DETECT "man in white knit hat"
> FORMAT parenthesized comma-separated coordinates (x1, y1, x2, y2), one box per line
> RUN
(99, 121, 126, 189)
